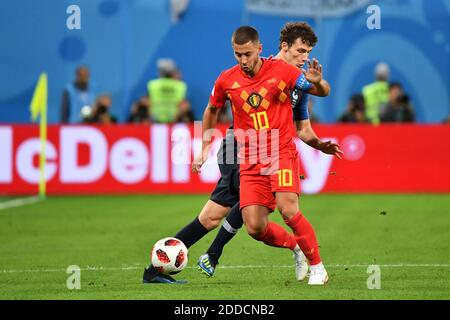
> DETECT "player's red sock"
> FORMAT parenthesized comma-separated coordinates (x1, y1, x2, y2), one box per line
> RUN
(284, 212, 321, 265)
(254, 222, 297, 250)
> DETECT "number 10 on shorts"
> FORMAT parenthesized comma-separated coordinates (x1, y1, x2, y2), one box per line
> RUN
(276, 169, 292, 187)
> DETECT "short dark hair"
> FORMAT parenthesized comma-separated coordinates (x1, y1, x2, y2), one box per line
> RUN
(76, 65, 89, 74)
(389, 82, 403, 90)
(232, 26, 260, 45)
(279, 22, 318, 50)
(350, 94, 365, 112)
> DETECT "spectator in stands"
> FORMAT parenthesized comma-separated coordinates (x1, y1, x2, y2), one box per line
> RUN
(379, 82, 415, 123)
(362, 62, 390, 125)
(339, 94, 369, 123)
(90, 94, 117, 125)
(60, 65, 97, 124)
(147, 58, 193, 123)
(176, 98, 195, 123)
(128, 96, 151, 124)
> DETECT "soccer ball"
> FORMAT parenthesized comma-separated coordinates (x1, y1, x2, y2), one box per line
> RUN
(151, 237, 188, 275)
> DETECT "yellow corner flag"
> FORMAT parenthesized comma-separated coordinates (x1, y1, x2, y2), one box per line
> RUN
(30, 73, 48, 198)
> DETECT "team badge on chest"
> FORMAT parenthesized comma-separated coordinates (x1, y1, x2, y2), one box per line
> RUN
(247, 92, 262, 109)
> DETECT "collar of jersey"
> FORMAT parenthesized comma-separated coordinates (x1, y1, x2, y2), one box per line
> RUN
(238, 58, 267, 79)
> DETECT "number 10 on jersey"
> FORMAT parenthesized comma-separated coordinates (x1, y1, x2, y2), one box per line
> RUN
(250, 111, 269, 130)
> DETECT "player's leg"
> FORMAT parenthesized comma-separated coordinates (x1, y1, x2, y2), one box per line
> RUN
(240, 174, 298, 249)
(234, 174, 308, 280)
(200, 173, 239, 232)
(143, 199, 230, 284)
(274, 192, 312, 281)
(276, 191, 328, 284)
(199, 201, 243, 277)
(201, 201, 306, 280)
(197, 200, 231, 232)
(207, 201, 243, 260)
(276, 192, 322, 264)
(198, 168, 242, 276)
(241, 204, 297, 250)
(272, 154, 327, 284)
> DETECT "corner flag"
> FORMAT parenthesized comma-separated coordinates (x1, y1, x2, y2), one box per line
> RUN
(29, 73, 48, 198)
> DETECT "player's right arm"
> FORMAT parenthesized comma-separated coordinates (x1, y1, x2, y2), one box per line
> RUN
(192, 73, 227, 173)
(304, 58, 330, 97)
(192, 102, 220, 173)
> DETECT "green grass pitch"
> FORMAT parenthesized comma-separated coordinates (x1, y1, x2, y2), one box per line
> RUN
(0, 194, 449, 300)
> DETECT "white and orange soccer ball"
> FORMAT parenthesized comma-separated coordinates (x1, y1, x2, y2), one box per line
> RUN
(151, 237, 188, 275)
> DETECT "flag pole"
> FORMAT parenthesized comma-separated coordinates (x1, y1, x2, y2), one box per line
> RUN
(39, 91, 47, 199)
(30, 73, 48, 199)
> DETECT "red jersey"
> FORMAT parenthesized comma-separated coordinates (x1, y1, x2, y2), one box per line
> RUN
(209, 58, 302, 171)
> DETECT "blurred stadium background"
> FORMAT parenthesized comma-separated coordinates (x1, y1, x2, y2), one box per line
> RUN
(0, 0, 449, 300)
(0, 0, 449, 123)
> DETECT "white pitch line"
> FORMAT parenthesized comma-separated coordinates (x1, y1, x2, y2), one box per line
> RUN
(218, 264, 450, 268)
(2, 264, 450, 274)
(0, 196, 42, 211)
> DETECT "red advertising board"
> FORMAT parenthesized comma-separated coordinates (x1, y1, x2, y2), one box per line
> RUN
(1, 124, 449, 195)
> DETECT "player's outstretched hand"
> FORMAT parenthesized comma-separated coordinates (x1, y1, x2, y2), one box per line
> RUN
(305, 58, 323, 84)
(192, 149, 209, 173)
(319, 141, 343, 159)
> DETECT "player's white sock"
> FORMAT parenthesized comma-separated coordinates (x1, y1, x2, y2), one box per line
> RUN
(293, 244, 302, 254)
(310, 262, 325, 271)
(308, 262, 328, 285)
(293, 244, 308, 281)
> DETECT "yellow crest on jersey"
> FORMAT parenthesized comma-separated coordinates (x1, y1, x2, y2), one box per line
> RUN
(247, 92, 262, 109)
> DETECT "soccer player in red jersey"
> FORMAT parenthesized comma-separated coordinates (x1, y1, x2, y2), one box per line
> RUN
(142, 23, 339, 285)
(197, 22, 341, 282)
(193, 26, 333, 285)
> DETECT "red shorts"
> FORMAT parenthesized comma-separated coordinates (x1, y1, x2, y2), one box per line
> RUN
(239, 152, 301, 211)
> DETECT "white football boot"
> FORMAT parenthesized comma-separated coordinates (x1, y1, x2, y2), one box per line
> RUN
(308, 263, 329, 285)
(293, 247, 309, 281)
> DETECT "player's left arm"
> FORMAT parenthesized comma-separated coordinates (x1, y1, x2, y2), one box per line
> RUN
(294, 94, 342, 159)
(296, 119, 343, 159)
(304, 58, 330, 97)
